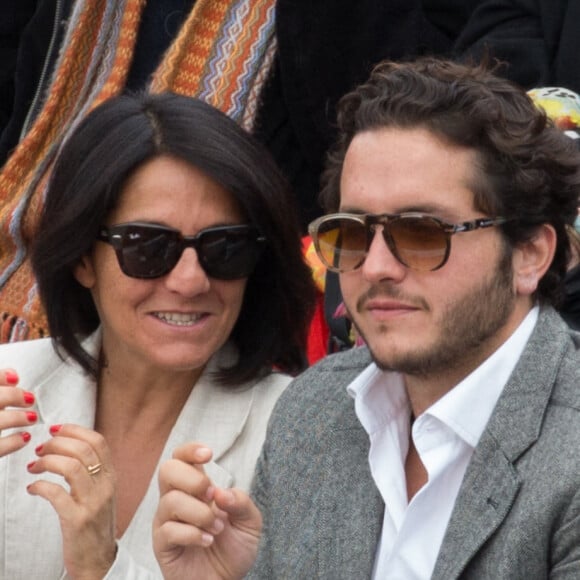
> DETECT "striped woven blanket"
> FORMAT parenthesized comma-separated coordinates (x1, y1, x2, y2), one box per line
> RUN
(0, 0, 277, 342)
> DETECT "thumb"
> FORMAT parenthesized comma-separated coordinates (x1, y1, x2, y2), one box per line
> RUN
(214, 487, 262, 531)
(172, 442, 213, 464)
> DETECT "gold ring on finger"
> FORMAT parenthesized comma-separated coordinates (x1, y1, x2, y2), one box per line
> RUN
(87, 462, 103, 476)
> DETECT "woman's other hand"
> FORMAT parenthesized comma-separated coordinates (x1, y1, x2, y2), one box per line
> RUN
(0, 368, 36, 456)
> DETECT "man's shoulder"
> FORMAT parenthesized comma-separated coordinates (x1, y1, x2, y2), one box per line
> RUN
(532, 308, 580, 408)
(269, 347, 373, 426)
(290, 346, 372, 394)
(548, 329, 580, 410)
(0, 336, 55, 364)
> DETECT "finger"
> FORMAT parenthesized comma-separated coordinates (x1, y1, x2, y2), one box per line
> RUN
(26, 478, 76, 514)
(0, 431, 32, 457)
(171, 442, 213, 464)
(27, 452, 113, 499)
(49, 424, 110, 461)
(213, 487, 262, 530)
(0, 386, 36, 410)
(154, 519, 216, 549)
(156, 488, 223, 534)
(0, 368, 19, 386)
(0, 408, 38, 432)
(158, 457, 212, 496)
(36, 433, 104, 477)
(45, 424, 110, 474)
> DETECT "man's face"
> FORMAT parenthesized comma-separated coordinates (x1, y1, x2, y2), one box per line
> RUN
(339, 127, 527, 380)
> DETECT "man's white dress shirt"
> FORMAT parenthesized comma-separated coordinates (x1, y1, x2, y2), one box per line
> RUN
(347, 307, 539, 579)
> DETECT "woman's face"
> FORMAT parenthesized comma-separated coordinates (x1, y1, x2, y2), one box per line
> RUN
(74, 155, 249, 378)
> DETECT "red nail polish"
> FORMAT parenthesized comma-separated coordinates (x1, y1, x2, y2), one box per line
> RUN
(21, 432, 31, 443)
(26, 411, 37, 423)
(23, 391, 35, 405)
(5, 371, 18, 385)
(49, 424, 62, 435)
(34, 444, 43, 454)
(26, 461, 36, 471)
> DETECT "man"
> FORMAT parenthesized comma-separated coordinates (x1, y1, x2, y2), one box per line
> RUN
(152, 58, 580, 579)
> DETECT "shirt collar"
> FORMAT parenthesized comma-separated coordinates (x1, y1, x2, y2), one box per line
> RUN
(347, 306, 539, 447)
(428, 306, 539, 447)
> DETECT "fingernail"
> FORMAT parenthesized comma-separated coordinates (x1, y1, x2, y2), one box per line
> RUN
(26, 461, 36, 471)
(200, 533, 214, 547)
(5, 371, 18, 385)
(204, 486, 215, 501)
(23, 392, 35, 405)
(210, 518, 224, 534)
(34, 444, 43, 454)
(49, 424, 61, 434)
(194, 446, 211, 461)
(26, 411, 37, 423)
(21, 432, 31, 443)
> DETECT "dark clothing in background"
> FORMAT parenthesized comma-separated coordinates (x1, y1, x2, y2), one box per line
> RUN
(455, 0, 580, 93)
(562, 265, 580, 331)
(0, 0, 475, 230)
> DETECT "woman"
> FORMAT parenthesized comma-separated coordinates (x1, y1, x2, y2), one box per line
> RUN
(0, 92, 314, 578)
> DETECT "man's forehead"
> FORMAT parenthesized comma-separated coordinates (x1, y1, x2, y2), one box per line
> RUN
(339, 128, 480, 217)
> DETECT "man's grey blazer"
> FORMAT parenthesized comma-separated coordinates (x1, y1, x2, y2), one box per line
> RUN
(249, 307, 580, 578)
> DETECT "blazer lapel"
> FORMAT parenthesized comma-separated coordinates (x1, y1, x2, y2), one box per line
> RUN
(433, 308, 568, 579)
(431, 435, 520, 579)
(168, 355, 257, 488)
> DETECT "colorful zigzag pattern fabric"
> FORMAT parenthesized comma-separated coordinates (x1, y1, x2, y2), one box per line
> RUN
(0, 0, 276, 342)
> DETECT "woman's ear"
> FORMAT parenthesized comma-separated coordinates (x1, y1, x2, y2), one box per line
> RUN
(512, 224, 557, 296)
(73, 254, 97, 289)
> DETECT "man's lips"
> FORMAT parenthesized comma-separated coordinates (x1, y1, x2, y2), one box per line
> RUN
(363, 299, 419, 314)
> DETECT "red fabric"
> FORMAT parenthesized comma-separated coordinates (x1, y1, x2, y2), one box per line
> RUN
(305, 290, 329, 366)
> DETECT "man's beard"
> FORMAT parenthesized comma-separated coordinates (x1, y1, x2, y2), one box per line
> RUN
(353, 247, 516, 377)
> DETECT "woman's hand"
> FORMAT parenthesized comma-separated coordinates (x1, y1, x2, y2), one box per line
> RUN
(26, 423, 117, 579)
(0, 369, 37, 456)
(153, 443, 262, 580)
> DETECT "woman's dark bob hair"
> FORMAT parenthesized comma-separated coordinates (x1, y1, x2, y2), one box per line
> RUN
(32, 92, 315, 385)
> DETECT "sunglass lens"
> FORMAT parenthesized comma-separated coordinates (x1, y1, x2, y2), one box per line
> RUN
(198, 228, 263, 280)
(316, 218, 367, 272)
(388, 217, 448, 270)
(117, 226, 180, 278)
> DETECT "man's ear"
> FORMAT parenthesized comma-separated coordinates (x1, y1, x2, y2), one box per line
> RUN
(73, 254, 96, 289)
(512, 224, 557, 296)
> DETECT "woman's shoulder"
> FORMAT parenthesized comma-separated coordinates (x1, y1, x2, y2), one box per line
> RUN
(244, 370, 293, 409)
(0, 330, 100, 386)
(0, 336, 56, 364)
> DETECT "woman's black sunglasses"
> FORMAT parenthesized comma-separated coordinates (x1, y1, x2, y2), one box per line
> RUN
(97, 222, 266, 280)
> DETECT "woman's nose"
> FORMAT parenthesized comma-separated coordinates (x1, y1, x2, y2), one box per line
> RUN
(163, 248, 211, 295)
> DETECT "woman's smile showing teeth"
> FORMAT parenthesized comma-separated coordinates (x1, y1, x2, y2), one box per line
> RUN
(153, 312, 206, 326)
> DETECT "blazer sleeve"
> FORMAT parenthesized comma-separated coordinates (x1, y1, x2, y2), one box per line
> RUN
(550, 485, 580, 577)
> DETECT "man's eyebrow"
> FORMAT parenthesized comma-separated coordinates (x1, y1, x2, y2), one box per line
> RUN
(338, 203, 457, 216)
(337, 207, 366, 214)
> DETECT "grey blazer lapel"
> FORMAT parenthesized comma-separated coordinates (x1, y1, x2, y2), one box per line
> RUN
(433, 308, 568, 579)
(317, 400, 384, 579)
